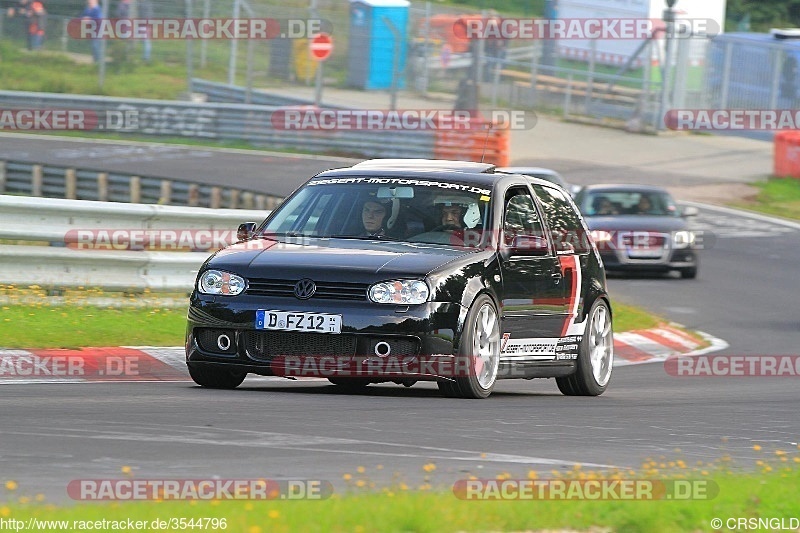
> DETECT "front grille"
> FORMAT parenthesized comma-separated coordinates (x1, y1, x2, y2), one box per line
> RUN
(244, 331, 357, 360)
(246, 278, 369, 301)
(621, 233, 667, 247)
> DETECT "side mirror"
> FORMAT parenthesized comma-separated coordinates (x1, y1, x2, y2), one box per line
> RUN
(681, 206, 699, 217)
(237, 222, 257, 242)
(509, 235, 550, 256)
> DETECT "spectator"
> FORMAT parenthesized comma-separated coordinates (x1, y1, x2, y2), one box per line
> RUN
(138, 0, 153, 62)
(115, 0, 131, 60)
(115, 0, 130, 18)
(6, 0, 32, 49)
(28, 0, 45, 50)
(80, 0, 103, 63)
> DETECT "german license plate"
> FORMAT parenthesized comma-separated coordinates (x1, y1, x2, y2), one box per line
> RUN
(255, 310, 342, 334)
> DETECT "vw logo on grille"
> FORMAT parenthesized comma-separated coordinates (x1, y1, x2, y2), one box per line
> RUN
(294, 279, 316, 300)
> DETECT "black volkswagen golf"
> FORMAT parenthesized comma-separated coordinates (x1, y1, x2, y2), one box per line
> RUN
(186, 159, 613, 398)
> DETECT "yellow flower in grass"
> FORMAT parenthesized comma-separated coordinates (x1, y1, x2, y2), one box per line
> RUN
(753, 444, 762, 451)
(423, 463, 436, 473)
(527, 470, 538, 480)
(357, 466, 365, 474)
(0, 507, 10, 518)
(4, 481, 18, 491)
(343, 474, 352, 481)
(121, 466, 132, 475)
(249, 526, 262, 533)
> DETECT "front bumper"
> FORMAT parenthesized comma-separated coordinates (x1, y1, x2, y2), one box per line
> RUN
(185, 294, 467, 381)
(599, 246, 698, 272)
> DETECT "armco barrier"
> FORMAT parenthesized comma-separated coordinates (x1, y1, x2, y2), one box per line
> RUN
(0, 159, 282, 209)
(0, 195, 268, 291)
(0, 90, 436, 159)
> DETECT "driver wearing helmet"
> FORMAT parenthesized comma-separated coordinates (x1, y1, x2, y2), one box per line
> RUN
(434, 194, 480, 232)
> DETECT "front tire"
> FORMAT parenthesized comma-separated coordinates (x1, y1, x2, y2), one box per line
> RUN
(437, 294, 501, 399)
(188, 364, 246, 389)
(556, 299, 613, 396)
(680, 267, 698, 279)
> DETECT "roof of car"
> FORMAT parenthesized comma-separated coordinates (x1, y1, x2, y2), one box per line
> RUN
(579, 184, 670, 194)
(350, 159, 496, 173)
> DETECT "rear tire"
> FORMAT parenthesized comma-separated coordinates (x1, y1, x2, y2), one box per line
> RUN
(188, 364, 246, 389)
(680, 267, 697, 279)
(437, 294, 501, 399)
(556, 299, 613, 396)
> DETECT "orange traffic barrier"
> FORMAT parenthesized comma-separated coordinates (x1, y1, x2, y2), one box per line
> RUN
(774, 130, 800, 178)
(434, 117, 510, 167)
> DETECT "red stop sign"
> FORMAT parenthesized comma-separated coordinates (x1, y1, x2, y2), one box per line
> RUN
(310, 33, 333, 61)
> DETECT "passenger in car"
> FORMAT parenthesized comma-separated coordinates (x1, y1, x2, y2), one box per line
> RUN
(593, 197, 618, 216)
(360, 200, 389, 237)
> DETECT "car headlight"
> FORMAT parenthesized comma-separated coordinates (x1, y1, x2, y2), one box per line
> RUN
(198, 270, 246, 296)
(590, 230, 613, 242)
(369, 280, 429, 305)
(672, 231, 696, 248)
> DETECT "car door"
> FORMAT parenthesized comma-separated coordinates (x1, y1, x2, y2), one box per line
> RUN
(499, 187, 567, 360)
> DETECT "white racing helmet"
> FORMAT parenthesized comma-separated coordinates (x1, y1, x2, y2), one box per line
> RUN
(433, 194, 481, 229)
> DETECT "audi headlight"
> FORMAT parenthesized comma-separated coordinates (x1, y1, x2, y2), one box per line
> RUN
(672, 231, 696, 248)
(198, 270, 246, 296)
(369, 280, 429, 305)
(590, 230, 613, 242)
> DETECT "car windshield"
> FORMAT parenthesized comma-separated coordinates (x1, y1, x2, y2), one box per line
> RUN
(260, 178, 493, 247)
(581, 190, 679, 217)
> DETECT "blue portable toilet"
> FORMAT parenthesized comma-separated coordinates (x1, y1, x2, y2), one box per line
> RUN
(347, 0, 410, 90)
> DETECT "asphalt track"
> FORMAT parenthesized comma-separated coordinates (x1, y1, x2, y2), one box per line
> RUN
(1, 139, 799, 503)
(0, 134, 355, 198)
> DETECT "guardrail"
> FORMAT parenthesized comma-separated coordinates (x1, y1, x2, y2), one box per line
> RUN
(0, 90, 437, 159)
(0, 195, 268, 291)
(0, 159, 282, 209)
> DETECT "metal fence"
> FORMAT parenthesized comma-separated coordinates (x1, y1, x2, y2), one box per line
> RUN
(0, 0, 753, 133)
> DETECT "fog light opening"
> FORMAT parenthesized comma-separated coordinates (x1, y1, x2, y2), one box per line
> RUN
(217, 333, 232, 352)
(374, 341, 391, 357)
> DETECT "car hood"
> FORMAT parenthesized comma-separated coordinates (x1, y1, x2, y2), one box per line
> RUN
(205, 237, 475, 282)
(583, 215, 688, 232)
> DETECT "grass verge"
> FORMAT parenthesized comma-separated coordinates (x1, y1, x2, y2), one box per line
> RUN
(2, 290, 689, 349)
(0, 302, 186, 349)
(1, 465, 799, 533)
(732, 177, 800, 221)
